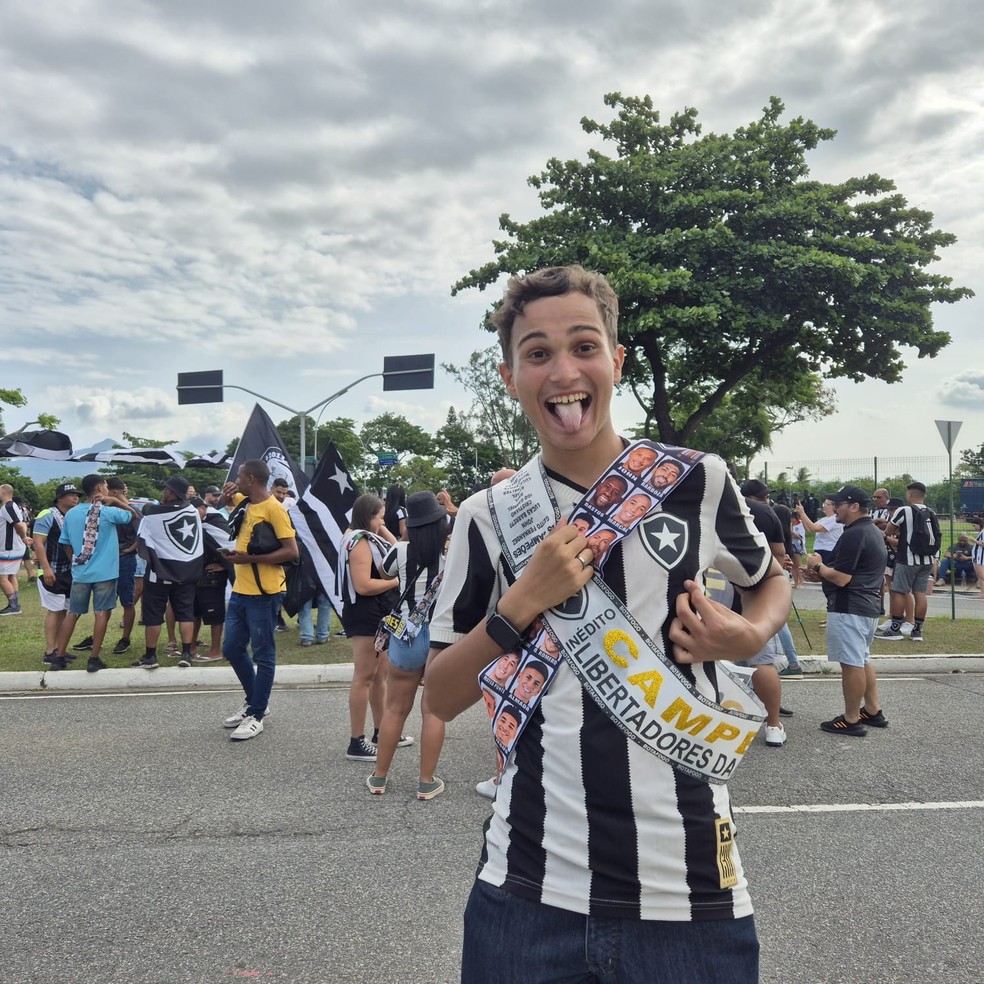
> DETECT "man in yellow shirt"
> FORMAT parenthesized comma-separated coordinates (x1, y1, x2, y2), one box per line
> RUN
(219, 458, 298, 740)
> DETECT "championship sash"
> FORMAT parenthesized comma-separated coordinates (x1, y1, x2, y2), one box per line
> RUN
(478, 440, 766, 785)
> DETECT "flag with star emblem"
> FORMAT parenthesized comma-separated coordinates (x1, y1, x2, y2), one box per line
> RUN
(226, 404, 309, 498)
(137, 502, 204, 584)
(287, 439, 360, 615)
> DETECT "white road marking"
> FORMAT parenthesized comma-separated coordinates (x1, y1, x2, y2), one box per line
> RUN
(736, 801, 984, 814)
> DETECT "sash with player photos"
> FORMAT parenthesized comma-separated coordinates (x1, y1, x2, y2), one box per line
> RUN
(478, 440, 766, 785)
(380, 570, 444, 643)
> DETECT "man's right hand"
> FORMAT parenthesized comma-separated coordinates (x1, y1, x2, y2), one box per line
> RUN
(42, 570, 55, 587)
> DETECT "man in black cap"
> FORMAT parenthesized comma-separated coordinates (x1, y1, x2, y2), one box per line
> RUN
(134, 474, 204, 668)
(806, 485, 888, 737)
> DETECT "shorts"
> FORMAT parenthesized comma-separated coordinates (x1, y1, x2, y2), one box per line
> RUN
(891, 562, 932, 595)
(825, 612, 877, 667)
(135, 555, 147, 579)
(141, 579, 197, 625)
(194, 584, 227, 625)
(386, 624, 431, 672)
(37, 579, 71, 612)
(117, 553, 137, 607)
(69, 579, 118, 616)
(0, 557, 21, 575)
(734, 632, 784, 667)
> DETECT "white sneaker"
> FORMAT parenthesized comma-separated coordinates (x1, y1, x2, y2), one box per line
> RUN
(475, 777, 499, 799)
(396, 734, 415, 747)
(765, 724, 787, 747)
(223, 703, 270, 728)
(878, 620, 914, 635)
(230, 715, 264, 741)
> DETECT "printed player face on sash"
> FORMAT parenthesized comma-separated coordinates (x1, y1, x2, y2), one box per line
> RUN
(648, 460, 682, 489)
(499, 291, 625, 469)
(490, 651, 519, 685)
(482, 688, 498, 718)
(586, 528, 617, 564)
(590, 476, 628, 511)
(623, 446, 658, 476)
(512, 662, 547, 703)
(495, 706, 523, 745)
(571, 516, 591, 536)
(613, 493, 653, 526)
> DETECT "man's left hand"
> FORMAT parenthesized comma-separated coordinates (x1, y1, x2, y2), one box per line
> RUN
(669, 579, 767, 664)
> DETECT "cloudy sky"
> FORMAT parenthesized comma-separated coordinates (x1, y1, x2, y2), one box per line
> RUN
(2, 0, 981, 480)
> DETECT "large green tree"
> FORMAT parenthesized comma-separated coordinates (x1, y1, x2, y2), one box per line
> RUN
(454, 94, 973, 446)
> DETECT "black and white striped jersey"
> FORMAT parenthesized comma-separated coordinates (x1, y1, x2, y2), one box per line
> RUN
(889, 505, 936, 565)
(430, 454, 772, 921)
(1, 500, 26, 559)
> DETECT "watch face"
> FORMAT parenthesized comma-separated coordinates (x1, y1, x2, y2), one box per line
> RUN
(486, 612, 520, 652)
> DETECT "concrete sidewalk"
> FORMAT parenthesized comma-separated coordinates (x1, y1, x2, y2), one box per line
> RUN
(2, 652, 982, 694)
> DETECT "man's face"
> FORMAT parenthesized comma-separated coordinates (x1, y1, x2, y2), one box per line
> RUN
(490, 651, 519, 683)
(649, 461, 682, 488)
(624, 447, 657, 475)
(513, 666, 546, 703)
(205, 491, 221, 506)
(499, 292, 625, 469)
(57, 493, 80, 513)
(272, 485, 288, 502)
(873, 490, 889, 509)
(482, 689, 497, 718)
(591, 477, 627, 510)
(571, 516, 591, 536)
(495, 710, 521, 745)
(587, 529, 617, 563)
(614, 494, 651, 526)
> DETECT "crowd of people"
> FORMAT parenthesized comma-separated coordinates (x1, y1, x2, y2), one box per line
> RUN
(2, 265, 983, 982)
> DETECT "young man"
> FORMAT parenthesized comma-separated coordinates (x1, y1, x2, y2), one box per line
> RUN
(0, 483, 31, 615)
(219, 458, 297, 740)
(806, 485, 888, 736)
(106, 477, 139, 655)
(52, 474, 141, 672)
(427, 265, 789, 984)
(34, 483, 80, 661)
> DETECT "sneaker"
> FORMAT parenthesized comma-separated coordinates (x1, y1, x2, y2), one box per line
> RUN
(765, 724, 787, 747)
(397, 734, 415, 748)
(274, 624, 287, 633)
(909, 628, 923, 642)
(873, 626, 903, 641)
(779, 705, 794, 718)
(165, 642, 179, 654)
(366, 775, 387, 795)
(880, 620, 914, 635)
(112, 638, 131, 655)
(300, 640, 313, 647)
(230, 715, 264, 741)
(132, 655, 159, 669)
(475, 778, 499, 799)
(46, 654, 68, 671)
(820, 714, 867, 737)
(778, 665, 804, 679)
(223, 703, 271, 728)
(0, 604, 22, 616)
(859, 706, 889, 728)
(346, 736, 377, 762)
(42, 650, 58, 666)
(335, 629, 347, 638)
(177, 652, 193, 667)
(417, 777, 446, 801)
(86, 657, 108, 673)
(192, 652, 222, 662)
(72, 636, 94, 651)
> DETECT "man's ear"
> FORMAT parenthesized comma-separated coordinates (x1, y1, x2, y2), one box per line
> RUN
(499, 362, 518, 399)
(612, 344, 625, 384)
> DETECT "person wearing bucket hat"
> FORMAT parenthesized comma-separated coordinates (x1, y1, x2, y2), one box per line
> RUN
(367, 489, 449, 799)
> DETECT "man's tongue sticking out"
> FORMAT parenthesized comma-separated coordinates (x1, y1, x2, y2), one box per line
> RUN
(552, 400, 584, 434)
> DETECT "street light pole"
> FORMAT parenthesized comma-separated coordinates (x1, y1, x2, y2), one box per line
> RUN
(935, 420, 963, 621)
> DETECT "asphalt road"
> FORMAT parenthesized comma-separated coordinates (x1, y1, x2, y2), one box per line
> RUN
(2, 673, 983, 984)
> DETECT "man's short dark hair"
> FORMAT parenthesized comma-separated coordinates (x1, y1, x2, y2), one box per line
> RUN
(907, 481, 927, 494)
(499, 705, 523, 725)
(106, 477, 127, 491)
(271, 477, 289, 489)
(490, 265, 619, 365)
(82, 474, 105, 496)
(240, 458, 270, 484)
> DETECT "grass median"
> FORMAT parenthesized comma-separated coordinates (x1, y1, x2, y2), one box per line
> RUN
(0, 580, 354, 673)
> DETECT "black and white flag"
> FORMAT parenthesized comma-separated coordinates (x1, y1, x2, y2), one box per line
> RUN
(72, 448, 185, 468)
(0, 429, 73, 460)
(288, 440, 360, 615)
(137, 502, 204, 584)
(226, 404, 308, 497)
(185, 452, 233, 470)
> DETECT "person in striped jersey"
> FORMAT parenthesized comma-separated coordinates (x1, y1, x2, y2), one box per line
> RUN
(427, 266, 790, 984)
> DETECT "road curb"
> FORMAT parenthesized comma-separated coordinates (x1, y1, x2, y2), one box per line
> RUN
(1, 655, 982, 695)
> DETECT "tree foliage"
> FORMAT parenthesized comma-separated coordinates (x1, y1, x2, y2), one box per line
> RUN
(454, 93, 973, 447)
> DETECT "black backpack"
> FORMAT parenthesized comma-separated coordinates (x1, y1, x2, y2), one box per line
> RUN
(908, 505, 941, 557)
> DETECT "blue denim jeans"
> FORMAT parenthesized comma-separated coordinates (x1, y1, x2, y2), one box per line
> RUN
(460, 880, 758, 984)
(223, 591, 283, 718)
(776, 622, 799, 666)
(298, 592, 332, 643)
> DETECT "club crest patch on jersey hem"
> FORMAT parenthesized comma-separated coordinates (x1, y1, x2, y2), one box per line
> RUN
(639, 512, 688, 571)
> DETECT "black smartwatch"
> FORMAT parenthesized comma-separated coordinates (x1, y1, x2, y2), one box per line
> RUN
(812, 563, 822, 574)
(485, 601, 523, 652)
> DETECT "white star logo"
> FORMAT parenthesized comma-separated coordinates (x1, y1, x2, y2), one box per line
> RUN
(177, 519, 196, 543)
(329, 466, 353, 494)
(654, 524, 680, 552)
